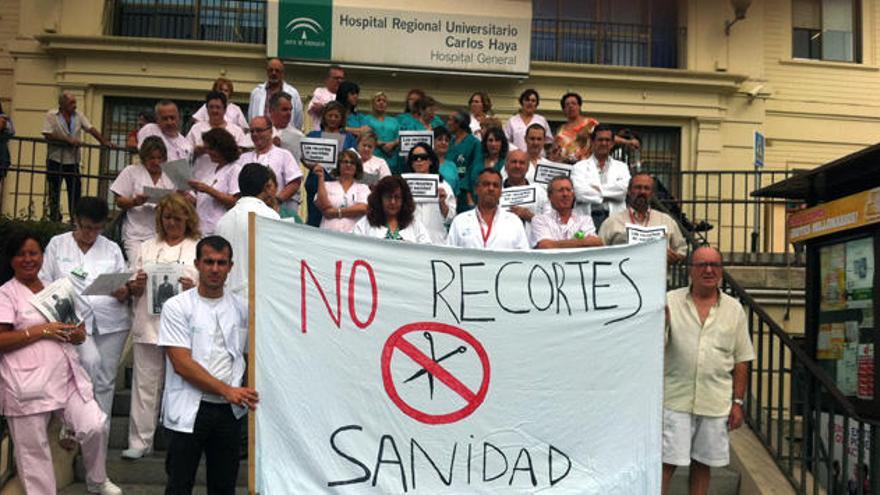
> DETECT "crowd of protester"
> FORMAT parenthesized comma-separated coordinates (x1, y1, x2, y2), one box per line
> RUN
(0, 58, 753, 495)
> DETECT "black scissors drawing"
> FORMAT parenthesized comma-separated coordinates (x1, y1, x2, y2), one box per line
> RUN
(403, 332, 467, 399)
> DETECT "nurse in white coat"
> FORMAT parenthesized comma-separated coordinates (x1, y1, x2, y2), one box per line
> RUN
(39, 196, 131, 421)
(352, 176, 432, 244)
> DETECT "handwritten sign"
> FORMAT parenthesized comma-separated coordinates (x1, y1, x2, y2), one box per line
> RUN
(300, 137, 339, 170)
(534, 160, 573, 185)
(399, 131, 434, 157)
(626, 224, 667, 245)
(252, 217, 666, 493)
(401, 173, 439, 203)
(500, 185, 538, 208)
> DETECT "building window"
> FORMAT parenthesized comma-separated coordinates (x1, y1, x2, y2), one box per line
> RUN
(109, 0, 266, 44)
(531, 0, 683, 68)
(792, 0, 861, 62)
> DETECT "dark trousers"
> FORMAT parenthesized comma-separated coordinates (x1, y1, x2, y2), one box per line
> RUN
(46, 159, 81, 222)
(591, 209, 609, 231)
(165, 402, 242, 495)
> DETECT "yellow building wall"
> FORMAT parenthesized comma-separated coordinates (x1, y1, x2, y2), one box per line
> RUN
(3, 0, 880, 220)
(0, 0, 20, 110)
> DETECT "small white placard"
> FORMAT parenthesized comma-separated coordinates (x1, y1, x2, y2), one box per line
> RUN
(399, 131, 434, 157)
(500, 185, 538, 208)
(300, 137, 339, 170)
(626, 224, 667, 244)
(534, 160, 573, 184)
(401, 173, 439, 203)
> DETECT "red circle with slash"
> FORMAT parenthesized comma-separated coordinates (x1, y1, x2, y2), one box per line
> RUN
(381, 322, 491, 425)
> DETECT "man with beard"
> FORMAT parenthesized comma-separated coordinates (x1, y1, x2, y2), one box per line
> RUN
(598, 173, 686, 264)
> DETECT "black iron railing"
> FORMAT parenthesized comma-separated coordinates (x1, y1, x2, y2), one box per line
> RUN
(531, 19, 685, 68)
(646, 167, 801, 262)
(0, 137, 128, 221)
(108, 0, 267, 44)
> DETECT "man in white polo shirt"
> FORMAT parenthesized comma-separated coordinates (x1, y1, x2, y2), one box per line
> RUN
(159, 235, 257, 495)
(447, 168, 529, 250)
(532, 175, 603, 249)
(137, 100, 193, 162)
(237, 116, 301, 217)
(662, 246, 755, 495)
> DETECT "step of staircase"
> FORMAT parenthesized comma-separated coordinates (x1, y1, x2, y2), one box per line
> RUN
(668, 466, 740, 495)
(77, 450, 246, 487)
(107, 415, 170, 451)
(59, 483, 248, 494)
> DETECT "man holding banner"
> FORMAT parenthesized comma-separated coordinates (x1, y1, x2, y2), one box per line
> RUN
(447, 168, 529, 250)
(662, 246, 755, 495)
(532, 175, 603, 249)
(599, 173, 687, 264)
(159, 236, 256, 495)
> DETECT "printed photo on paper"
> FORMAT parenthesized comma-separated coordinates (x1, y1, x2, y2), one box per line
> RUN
(145, 262, 183, 315)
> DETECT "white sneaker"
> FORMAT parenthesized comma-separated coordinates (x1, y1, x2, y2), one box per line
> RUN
(120, 447, 151, 460)
(87, 479, 123, 495)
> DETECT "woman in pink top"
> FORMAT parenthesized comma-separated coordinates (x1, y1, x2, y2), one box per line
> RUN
(0, 231, 120, 494)
(313, 149, 369, 232)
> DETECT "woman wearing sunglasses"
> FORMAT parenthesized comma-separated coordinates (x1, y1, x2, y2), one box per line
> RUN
(403, 144, 456, 244)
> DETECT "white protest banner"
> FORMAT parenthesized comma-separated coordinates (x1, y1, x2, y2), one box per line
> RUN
(533, 160, 572, 185)
(626, 224, 667, 245)
(402, 173, 439, 203)
(252, 216, 666, 493)
(500, 185, 537, 208)
(399, 131, 434, 157)
(301, 137, 339, 170)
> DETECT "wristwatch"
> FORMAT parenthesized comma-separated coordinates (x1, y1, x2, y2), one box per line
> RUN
(733, 398, 744, 406)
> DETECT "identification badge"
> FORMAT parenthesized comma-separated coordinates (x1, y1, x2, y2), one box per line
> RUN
(70, 267, 88, 280)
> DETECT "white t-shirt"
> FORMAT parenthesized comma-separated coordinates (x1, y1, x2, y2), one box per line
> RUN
(352, 217, 432, 244)
(503, 113, 552, 151)
(307, 87, 336, 132)
(215, 197, 281, 299)
(159, 289, 247, 433)
(446, 208, 530, 250)
(110, 164, 176, 242)
(137, 124, 193, 162)
(317, 181, 370, 233)
(201, 295, 234, 404)
(192, 102, 249, 130)
(361, 155, 392, 185)
(39, 232, 131, 335)
(237, 146, 302, 212)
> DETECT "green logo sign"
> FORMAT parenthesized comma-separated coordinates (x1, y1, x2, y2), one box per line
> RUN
(278, 0, 332, 60)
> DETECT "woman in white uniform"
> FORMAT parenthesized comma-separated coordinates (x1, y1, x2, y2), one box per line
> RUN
(403, 144, 456, 244)
(122, 192, 200, 459)
(39, 197, 131, 421)
(353, 176, 431, 243)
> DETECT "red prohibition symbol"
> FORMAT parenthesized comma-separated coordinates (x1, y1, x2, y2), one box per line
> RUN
(381, 322, 491, 425)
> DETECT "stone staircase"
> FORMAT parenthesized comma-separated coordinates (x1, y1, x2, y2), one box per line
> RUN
(64, 383, 247, 494)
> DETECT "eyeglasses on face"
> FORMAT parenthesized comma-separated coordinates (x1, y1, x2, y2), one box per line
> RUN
(411, 154, 430, 162)
(339, 159, 358, 165)
(690, 262, 723, 269)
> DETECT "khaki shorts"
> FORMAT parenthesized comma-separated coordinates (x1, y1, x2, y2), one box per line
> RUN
(662, 408, 730, 467)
